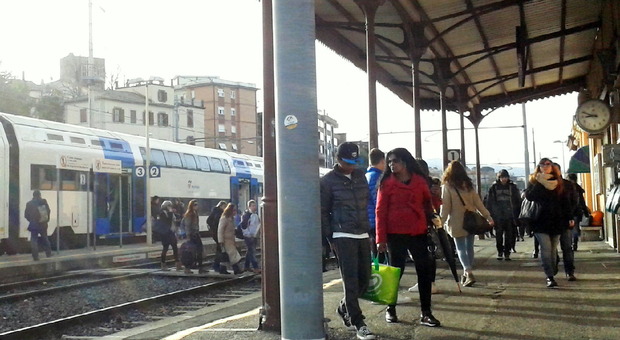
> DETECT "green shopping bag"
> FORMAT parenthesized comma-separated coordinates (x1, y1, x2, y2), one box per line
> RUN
(361, 256, 401, 305)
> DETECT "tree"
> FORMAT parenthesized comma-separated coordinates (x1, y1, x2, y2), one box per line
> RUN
(34, 95, 64, 122)
(0, 68, 33, 116)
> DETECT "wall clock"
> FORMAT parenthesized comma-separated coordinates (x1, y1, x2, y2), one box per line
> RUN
(574, 99, 611, 133)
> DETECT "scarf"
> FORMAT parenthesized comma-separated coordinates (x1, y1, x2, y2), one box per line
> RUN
(536, 173, 558, 191)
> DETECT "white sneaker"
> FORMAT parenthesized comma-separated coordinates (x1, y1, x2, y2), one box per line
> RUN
(356, 325, 376, 340)
(408, 283, 419, 292)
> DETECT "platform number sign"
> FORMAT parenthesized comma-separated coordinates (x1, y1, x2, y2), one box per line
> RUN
(134, 165, 161, 178)
(447, 149, 460, 162)
(149, 165, 161, 178)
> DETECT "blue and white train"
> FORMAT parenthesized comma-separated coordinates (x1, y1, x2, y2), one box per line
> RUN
(0, 112, 263, 255)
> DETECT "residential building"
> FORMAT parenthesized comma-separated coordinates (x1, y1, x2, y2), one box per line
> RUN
(173, 76, 260, 156)
(318, 112, 340, 168)
(64, 79, 205, 144)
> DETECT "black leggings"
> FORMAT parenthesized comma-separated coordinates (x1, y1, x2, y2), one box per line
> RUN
(386, 233, 433, 313)
(161, 231, 178, 263)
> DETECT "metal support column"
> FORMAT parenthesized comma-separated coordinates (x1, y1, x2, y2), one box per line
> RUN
(522, 103, 531, 179)
(260, 0, 281, 332)
(408, 23, 427, 159)
(440, 88, 449, 168)
(456, 86, 467, 166)
(356, 0, 384, 150)
(273, 1, 324, 339)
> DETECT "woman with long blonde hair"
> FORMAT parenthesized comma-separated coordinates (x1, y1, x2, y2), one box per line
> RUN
(439, 161, 494, 287)
(524, 158, 574, 288)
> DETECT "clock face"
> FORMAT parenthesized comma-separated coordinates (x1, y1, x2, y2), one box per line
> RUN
(575, 99, 611, 133)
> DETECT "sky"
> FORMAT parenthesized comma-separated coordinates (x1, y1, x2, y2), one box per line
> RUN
(0, 0, 578, 174)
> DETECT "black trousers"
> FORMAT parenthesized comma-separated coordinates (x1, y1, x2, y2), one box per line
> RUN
(495, 219, 515, 256)
(332, 237, 371, 328)
(386, 233, 433, 313)
(161, 231, 179, 262)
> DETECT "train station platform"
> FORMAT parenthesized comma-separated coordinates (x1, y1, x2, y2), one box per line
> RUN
(2, 237, 620, 339)
(0, 236, 222, 283)
(144, 237, 619, 340)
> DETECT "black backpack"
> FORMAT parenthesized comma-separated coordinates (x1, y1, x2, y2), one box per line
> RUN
(238, 211, 252, 230)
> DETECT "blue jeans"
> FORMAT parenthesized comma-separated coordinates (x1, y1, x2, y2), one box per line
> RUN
(244, 237, 259, 270)
(454, 234, 475, 271)
(559, 229, 575, 274)
(534, 233, 560, 278)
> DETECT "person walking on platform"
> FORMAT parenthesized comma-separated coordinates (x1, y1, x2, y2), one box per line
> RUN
(556, 163, 579, 281)
(567, 173, 589, 251)
(440, 161, 494, 288)
(242, 200, 261, 273)
(524, 158, 574, 288)
(24, 190, 52, 261)
(375, 149, 440, 327)
(217, 203, 243, 275)
(157, 201, 181, 271)
(485, 169, 521, 261)
(207, 201, 227, 273)
(408, 159, 439, 295)
(182, 199, 205, 274)
(366, 148, 385, 262)
(321, 142, 375, 340)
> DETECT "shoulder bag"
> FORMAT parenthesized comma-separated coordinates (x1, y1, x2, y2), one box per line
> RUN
(454, 187, 492, 235)
(519, 197, 542, 221)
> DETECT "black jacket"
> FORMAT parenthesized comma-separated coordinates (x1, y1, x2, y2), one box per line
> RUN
(486, 181, 521, 220)
(207, 207, 224, 241)
(25, 198, 50, 231)
(525, 181, 573, 235)
(320, 166, 370, 240)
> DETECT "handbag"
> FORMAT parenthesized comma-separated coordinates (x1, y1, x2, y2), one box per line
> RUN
(361, 256, 401, 305)
(519, 198, 542, 221)
(454, 187, 492, 235)
(235, 225, 245, 239)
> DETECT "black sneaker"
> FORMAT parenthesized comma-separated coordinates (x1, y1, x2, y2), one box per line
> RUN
(385, 306, 398, 323)
(496, 253, 503, 260)
(566, 273, 577, 281)
(546, 277, 558, 288)
(532, 252, 539, 259)
(420, 312, 441, 327)
(504, 253, 512, 261)
(336, 305, 355, 330)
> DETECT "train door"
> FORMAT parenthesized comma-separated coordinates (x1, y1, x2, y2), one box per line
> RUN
(94, 173, 131, 238)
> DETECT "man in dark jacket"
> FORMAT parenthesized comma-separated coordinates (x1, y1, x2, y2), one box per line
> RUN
(207, 200, 227, 273)
(321, 142, 375, 340)
(24, 190, 52, 261)
(486, 169, 521, 260)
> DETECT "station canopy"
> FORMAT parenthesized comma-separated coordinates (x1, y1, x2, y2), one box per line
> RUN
(315, 0, 602, 122)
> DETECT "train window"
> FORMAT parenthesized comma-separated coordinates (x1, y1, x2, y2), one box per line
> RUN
(197, 156, 211, 171)
(184, 154, 197, 170)
(31, 165, 57, 190)
(233, 160, 245, 167)
(150, 149, 167, 166)
(91, 139, 102, 146)
(61, 170, 79, 191)
(166, 151, 183, 168)
(254, 163, 262, 168)
(222, 159, 231, 173)
(70, 137, 86, 144)
(109, 142, 124, 150)
(210, 157, 224, 172)
(246, 162, 253, 167)
(47, 134, 64, 142)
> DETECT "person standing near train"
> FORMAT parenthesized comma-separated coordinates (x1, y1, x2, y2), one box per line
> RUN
(242, 200, 261, 273)
(24, 190, 53, 261)
(217, 203, 243, 275)
(182, 199, 205, 273)
(156, 200, 181, 271)
(207, 200, 228, 273)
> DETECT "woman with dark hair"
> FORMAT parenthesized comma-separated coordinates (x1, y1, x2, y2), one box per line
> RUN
(525, 158, 574, 287)
(182, 199, 204, 273)
(376, 148, 440, 327)
(440, 161, 493, 287)
(217, 203, 243, 274)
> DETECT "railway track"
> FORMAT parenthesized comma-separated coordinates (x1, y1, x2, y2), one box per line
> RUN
(0, 272, 260, 340)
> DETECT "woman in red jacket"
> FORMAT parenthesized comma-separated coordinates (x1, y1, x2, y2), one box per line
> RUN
(376, 148, 440, 327)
